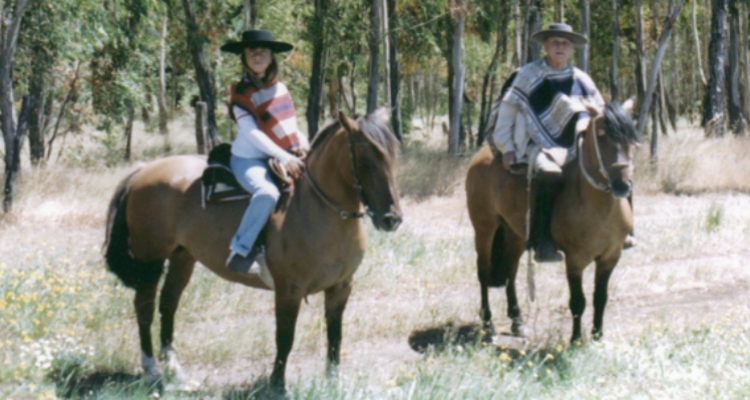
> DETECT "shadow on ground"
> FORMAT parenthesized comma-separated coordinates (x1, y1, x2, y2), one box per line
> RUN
(408, 321, 496, 353)
(51, 370, 155, 398)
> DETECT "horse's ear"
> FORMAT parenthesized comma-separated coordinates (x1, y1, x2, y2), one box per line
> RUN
(622, 97, 636, 116)
(338, 111, 358, 133)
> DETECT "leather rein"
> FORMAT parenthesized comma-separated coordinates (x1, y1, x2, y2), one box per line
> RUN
(301, 132, 372, 220)
(577, 128, 614, 193)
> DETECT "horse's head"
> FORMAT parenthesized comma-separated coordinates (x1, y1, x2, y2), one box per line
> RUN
(336, 109, 402, 231)
(581, 99, 639, 198)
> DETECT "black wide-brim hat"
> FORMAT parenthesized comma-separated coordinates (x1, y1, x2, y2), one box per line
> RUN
(220, 29, 294, 54)
(530, 23, 587, 47)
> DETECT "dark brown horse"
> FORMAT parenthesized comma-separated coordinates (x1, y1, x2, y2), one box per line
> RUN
(466, 101, 638, 342)
(104, 109, 402, 390)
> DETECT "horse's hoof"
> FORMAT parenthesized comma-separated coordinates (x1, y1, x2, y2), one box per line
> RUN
(592, 330, 603, 341)
(533, 242, 563, 263)
(623, 234, 637, 250)
(511, 319, 527, 338)
(326, 363, 339, 380)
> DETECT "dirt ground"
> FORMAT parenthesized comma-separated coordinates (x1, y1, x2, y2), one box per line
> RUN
(3, 186, 749, 391)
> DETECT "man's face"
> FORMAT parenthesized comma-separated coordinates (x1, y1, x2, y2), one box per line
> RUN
(543, 37, 573, 67)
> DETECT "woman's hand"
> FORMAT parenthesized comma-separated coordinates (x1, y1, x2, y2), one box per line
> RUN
(284, 157, 305, 179)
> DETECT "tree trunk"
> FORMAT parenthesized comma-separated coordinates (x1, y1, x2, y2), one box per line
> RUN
(741, 3, 750, 124)
(578, 0, 590, 72)
(387, 0, 402, 141)
(727, 0, 744, 135)
(1, 0, 28, 213)
(556, 0, 565, 21)
(448, 0, 464, 159)
(610, 0, 620, 101)
(635, 0, 647, 117)
(526, 0, 542, 63)
(27, 63, 46, 166)
(650, 90, 659, 167)
(158, 15, 170, 141)
(366, 0, 380, 114)
(703, 0, 727, 137)
(381, 0, 390, 110)
(45, 63, 81, 161)
(692, 0, 708, 86)
(514, 0, 523, 67)
(181, 0, 219, 147)
(635, 0, 686, 138)
(478, 0, 510, 147)
(3, 96, 31, 212)
(244, 0, 258, 29)
(124, 106, 135, 161)
(195, 102, 208, 155)
(306, 0, 327, 138)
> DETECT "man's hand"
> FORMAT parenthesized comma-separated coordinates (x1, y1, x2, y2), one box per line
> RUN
(502, 151, 516, 171)
(284, 157, 305, 179)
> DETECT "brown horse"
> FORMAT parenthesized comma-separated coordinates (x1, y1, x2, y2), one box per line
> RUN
(104, 109, 402, 390)
(466, 101, 638, 342)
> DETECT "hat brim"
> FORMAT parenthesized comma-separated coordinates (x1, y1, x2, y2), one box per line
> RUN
(220, 40, 294, 54)
(530, 31, 587, 47)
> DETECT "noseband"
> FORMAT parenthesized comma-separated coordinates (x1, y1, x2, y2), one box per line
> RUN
(302, 130, 375, 220)
(578, 131, 616, 193)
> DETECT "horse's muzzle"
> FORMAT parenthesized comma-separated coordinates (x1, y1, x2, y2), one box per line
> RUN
(611, 179, 632, 199)
(375, 212, 402, 232)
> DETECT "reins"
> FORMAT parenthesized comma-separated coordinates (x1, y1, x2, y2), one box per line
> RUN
(577, 130, 613, 193)
(302, 129, 373, 220)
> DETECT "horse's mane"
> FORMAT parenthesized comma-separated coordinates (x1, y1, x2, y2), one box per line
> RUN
(309, 108, 399, 162)
(603, 101, 639, 145)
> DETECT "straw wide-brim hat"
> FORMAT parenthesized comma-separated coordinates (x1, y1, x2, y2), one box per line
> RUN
(220, 29, 294, 54)
(530, 23, 587, 47)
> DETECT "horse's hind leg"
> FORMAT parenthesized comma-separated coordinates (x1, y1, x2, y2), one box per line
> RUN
(158, 248, 196, 382)
(134, 280, 162, 384)
(324, 279, 353, 378)
(474, 225, 499, 329)
(592, 256, 619, 341)
(501, 230, 526, 337)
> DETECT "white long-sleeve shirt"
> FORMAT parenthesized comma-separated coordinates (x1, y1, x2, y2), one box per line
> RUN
(231, 105, 296, 163)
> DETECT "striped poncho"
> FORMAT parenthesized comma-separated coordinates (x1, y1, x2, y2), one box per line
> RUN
(230, 80, 301, 151)
(487, 59, 604, 160)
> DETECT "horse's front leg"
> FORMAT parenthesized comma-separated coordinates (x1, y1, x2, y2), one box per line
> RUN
(592, 255, 620, 340)
(565, 258, 587, 343)
(324, 279, 353, 378)
(270, 283, 303, 392)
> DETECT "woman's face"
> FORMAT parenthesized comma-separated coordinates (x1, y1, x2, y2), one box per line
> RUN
(244, 47, 273, 77)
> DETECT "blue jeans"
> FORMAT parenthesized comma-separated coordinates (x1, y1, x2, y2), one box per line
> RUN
(229, 155, 280, 257)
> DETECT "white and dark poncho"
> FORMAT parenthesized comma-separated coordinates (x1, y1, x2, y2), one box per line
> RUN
(487, 58, 604, 158)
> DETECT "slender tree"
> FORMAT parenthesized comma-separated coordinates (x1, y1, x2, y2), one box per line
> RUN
(703, 0, 727, 137)
(367, 0, 381, 114)
(181, 0, 219, 147)
(578, 0, 589, 72)
(635, 0, 686, 138)
(1, 0, 29, 212)
(727, 0, 743, 134)
(387, 0, 402, 140)
(610, 0, 620, 101)
(306, 0, 328, 138)
(448, 0, 464, 159)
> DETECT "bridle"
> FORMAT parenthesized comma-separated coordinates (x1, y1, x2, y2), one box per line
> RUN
(302, 129, 375, 220)
(577, 122, 626, 193)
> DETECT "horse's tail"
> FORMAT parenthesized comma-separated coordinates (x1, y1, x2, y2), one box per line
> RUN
(104, 168, 165, 289)
(488, 225, 511, 287)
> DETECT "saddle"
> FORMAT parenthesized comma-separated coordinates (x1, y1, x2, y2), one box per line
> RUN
(200, 143, 295, 208)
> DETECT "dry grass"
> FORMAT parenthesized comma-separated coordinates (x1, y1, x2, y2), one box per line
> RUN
(1, 116, 750, 398)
